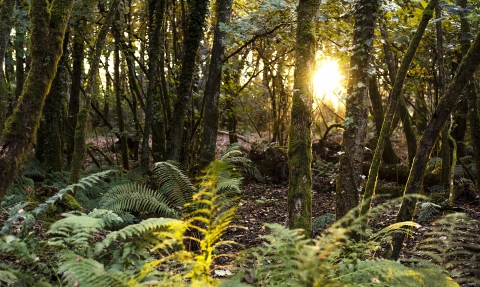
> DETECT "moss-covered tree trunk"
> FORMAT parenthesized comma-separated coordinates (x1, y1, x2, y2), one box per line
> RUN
(166, 0, 209, 161)
(0, 0, 74, 203)
(68, 0, 119, 185)
(66, 32, 83, 165)
(287, 0, 319, 236)
(388, 27, 480, 260)
(35, 35, 69, 172)
(458, 0, 480, 189)
(0, 0, 15, 139)
(197, 0, 233, 171)
(360, 0, 438, 217)
(336, 0, 380, 219)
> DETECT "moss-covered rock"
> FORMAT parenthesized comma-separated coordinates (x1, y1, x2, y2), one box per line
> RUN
(25, 185, 83, 224)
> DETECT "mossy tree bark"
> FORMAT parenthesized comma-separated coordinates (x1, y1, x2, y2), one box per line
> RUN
(35, 35, 69, 172)
(141, 0, 166, 166)
(336, 0, 380, 219)
(166, 0, 209, 162)
(458, 0, 480, 189)
(388, 27, 480, 260)
(287, 0, 320, 236)
(0, 0, 74, 203)
(0, 0, 15, 139)
(197, 0, 233, 171)
(436, 4, 450, 189)
(361, 0, 438, 218)
(68, 0, 119, 185)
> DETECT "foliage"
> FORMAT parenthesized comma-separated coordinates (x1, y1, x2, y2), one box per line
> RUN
(312, 213, 335, 231)
(416, 201, 441, 222)
(407, 213, 480, 285)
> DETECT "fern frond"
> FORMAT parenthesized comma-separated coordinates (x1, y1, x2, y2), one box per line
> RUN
(417, 201, 440, 222)
(153, 161, 197, 208)
(96, 218, 186, 252)
(100, 182, 180, 219)
(410, 213, 480, 284)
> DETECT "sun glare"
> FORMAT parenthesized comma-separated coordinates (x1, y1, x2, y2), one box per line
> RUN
(313, 59, 344, 110)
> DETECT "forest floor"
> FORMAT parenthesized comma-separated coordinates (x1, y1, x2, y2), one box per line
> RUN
(210, 132, 480, 284)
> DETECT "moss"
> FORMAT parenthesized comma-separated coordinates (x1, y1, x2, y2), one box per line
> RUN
(24, 185, 83, 226)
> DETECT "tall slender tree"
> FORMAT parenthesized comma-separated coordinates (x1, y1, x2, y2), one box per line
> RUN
(166, 0, 209, 162)
(0, 0, 15, 138)
(197, 0, 233, 171)
(287, 0, 320, 236)
(335, 0, 380, 219)
(389, 26, 480, 260)
(0, 0, 74, 202)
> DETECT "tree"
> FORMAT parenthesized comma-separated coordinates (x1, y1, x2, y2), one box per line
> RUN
(389, 26, 480, 260)
(335, 0, 380, 219)
(361, 0, 439, 217)
(197, 0, 233, 171)
(287, 0, 320, 236)
(166, 0, 209, 162)
(0, 0, 74, 202)
(0, 0, 15, 138)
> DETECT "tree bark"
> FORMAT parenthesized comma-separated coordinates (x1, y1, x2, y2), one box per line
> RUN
(336, 0, 380, 219)
(68, 0, 119, 185)
(141, 0, 166, 166)
(166, 0, 209, 161)
(197, 0, 233, 171)
(287, 0, 320, 236)
(0, 0, 74, 203)
(368, 78, 399, 164)
(361, 0, 438, 217)
(388, 26, 480, 260)
(458, 0, 480, 190)
(0, 0, 15, 138)
(66, 33, 83, 165)
(35, 35, 69, 172)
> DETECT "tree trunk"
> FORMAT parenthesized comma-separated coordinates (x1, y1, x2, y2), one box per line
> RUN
(361, 0, 438, 217)
(368, 78, 399, 164)
(388, 27, 480, 260)
(166, 0, 209, 161)
(66, 33, 83, 165)
(287, 0, 320, 236)
(458, 0, 480, 190)
(0, 0, 74, 203)
(114, 26, 129, 171)
(35, 35, 69, 172)
(336, 0, 380, 219)
(0, 0, 15, 138)
(141, 0, 166, 166)
(197, 0, 233, 171)
(68, 0, 119, 185)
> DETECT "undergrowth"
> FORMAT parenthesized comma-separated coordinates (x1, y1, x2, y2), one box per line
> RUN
(0, 150, 478, 286)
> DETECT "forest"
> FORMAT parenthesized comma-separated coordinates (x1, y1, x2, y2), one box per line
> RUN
(0, 0, 480, 285)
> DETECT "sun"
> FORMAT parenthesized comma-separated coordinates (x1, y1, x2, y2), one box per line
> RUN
(313, 59, 344, 110)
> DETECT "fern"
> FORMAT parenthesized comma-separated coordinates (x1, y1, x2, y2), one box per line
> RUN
(99, 182, 180, 219)
(313, 213, 335, 231)
(408, 213, 480, 284)
(1, 176, 34, 207)
(153, 161, 196, 208)
(416, 201, 440, 222)
(0, 170, 116, 236)
(220, 143, 264, 182)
